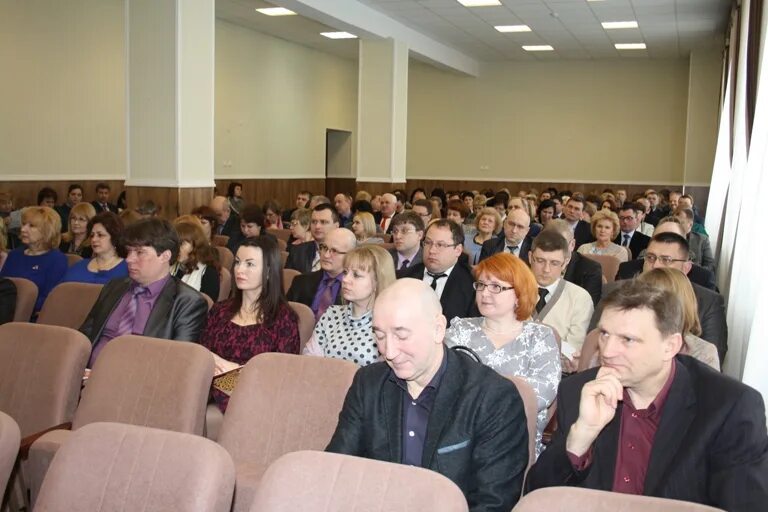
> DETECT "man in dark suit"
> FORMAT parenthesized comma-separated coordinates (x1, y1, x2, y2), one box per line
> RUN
(644, 189, 667, 226)
(616, 258, 717, 290)
(55, 184, 84, 231)
(327, 278, 529, 511)
(398, 220, 479, 323)
(615, 203, 650, 259)
(545, 219, 602, 306)
(285, 204, 340, 274)
(79, 219, 208, 366)
(478, 209, 532, 263)
(388, 211, 424, 271)
(210, 196, 240, 239)
(287, 228, 356, 319)
(373, 193, 398, 234)
(563, 196, 594, 249)
(90, 183, 118, 214)
(527, 280, 768, 511)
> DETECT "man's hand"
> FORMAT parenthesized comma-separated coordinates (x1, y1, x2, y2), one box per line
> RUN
(566, 367, 623, 456)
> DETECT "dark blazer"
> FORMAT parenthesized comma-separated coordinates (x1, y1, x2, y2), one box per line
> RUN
(616, 259, 717, 291)
(286, 270, 343, 309)
(285, 241, 317, 275)
(388, 247, 422, 271)
(563, 252, 603, 306)
(218, 213, 241, 240)
(90, 201, 118, 214)
(613, 231, 650, 260)
(478, 236, 532, 264)
(573, 220, 594, 249)
(79, 276, 208, 344)
(645, 206, 668, 227)
(527, 356, 768, 511)
(398, 262, 479, 323)
(0, 278, 16, 325)
(327, 347, 529, 512)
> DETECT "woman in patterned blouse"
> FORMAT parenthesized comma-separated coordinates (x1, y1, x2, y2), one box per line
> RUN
(201, 236, 300, 411)
(303, 245, 396, 366)
(444, 252, 561, 456)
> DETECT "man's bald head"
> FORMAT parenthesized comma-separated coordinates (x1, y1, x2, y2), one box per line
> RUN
(209, 196, 230, 222)
(375, 278, 442, 320)
(320, 228, 357, 277)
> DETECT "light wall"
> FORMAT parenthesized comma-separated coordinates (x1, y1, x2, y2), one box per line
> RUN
(684, 49, 723, 185)
(407, 57, 719, 186)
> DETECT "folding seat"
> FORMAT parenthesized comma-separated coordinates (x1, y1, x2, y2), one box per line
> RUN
(507, 376, 538, 470)
(0, 412, 21, 501)
(515, 487, 725, 511)
(250, 451, 468, 512)
(282, 269, 300, 294)
(34, 422, 234, 512)
(288, 301, 315, 352)
(6, 278, 37, 322)
(37, 282, 103, 330)
(215, 245, 234, 271)
(581, 254, 621, 282)
(213, 234, 229, 247)
(266, 228, 291, 242)
(64, 254, 81, 268)
(219, 267, 232, 301)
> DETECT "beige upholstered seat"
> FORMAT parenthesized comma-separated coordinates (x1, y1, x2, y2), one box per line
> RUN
(27, 336, 214, 505)
(276, 238, 287, 251)
(218, 353, 358, 512)
(279, 250, 289, 268)
(581, 254, 621, 282)
(34, 422, 235, 512)
(250, 451, 469, 512)
(64, 253, 82, 267)
(212, 234, 229, 247)
(0, 411, 21, 500)
(282, 268, 300, 294)
(37, 282, 103, 329)
(288, 301, 315, 352)
(266, 228, 291, 242)
(578, 328, 601, 372)
(7, 277, 37, 322)
(219, 267, 232, 301)
(507, 376, 538, 470)
(515, 487, 725, 511)
(215, 245, 234, 271)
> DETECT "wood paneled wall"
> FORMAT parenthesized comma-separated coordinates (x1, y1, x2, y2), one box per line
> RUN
(214, 178, 326, 211)
(0, 180, 125, 211)
(125, 187, 214, 219)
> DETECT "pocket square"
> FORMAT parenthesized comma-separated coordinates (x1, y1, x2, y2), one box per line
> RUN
(437, 439, 470, 454)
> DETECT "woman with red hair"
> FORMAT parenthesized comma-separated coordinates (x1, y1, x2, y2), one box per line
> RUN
(444, 252, 560, 456)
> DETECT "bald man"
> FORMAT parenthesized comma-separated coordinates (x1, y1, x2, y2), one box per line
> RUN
(327, 278, 529, 512)
(209, 195, 240, 239)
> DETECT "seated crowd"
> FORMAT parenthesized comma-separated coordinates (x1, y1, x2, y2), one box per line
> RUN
(0, 183, 764, 512)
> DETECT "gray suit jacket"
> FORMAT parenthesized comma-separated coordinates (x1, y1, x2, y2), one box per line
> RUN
(687, 232, 715, 271)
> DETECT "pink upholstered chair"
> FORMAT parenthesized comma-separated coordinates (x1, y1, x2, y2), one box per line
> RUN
(37, 282, 103, 329)
(515, 487, 725, 511)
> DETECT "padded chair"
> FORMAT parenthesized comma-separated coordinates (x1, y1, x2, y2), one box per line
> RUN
(266, 228, 291, 242)
(379, 242, 395, 251)
(219, 267, 232, 302)
(217, 353, 358, 512)
(582, 254, 621, 282)
(64, 253, 82, 267)
(276, 238, 287, 251)
(215, 245, 234, 271)
(280, 250, 289, 268)
(578, 328, 601, 372)
(282, 268, 300, 295)
(202, 293, 215, 311)
(6, 277, 37, 322)
(514, 487, 725, 512)
(34, 422, 235, 512)
(213, 234, 229, 247)
(27, 336, 215, 505)
(250, 451, 468, 512)
(0, 411, 21, 500)
(288, 301, 315, 352)
(507, 376, 538, 470)
(37, 282, 103, 329)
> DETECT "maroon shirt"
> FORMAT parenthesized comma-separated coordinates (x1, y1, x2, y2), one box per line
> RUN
(568, 359, 677, 495)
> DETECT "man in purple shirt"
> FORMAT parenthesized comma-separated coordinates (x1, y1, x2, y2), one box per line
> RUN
(80, 218, 208, 366)
(527, 280, 768, 511)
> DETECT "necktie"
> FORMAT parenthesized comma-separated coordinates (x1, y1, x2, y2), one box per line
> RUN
(116, 285, 147, 337)
(536, 288, 548, 313)
(507, 245, 519, 255)
(427, 272, 447, 290)
(399, 259, 410, 270)
(622, 234, 630, 247)
(380, 216, 388, 230)
(315, 277, 336, 320)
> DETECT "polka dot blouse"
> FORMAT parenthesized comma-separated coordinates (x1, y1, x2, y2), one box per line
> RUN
(312, 304, 380, 367)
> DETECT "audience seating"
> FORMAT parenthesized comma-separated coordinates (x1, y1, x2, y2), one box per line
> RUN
(581, 254, 620, 282)
(288, 301, 316, 352)
(249, 451, 469, 512)
(513, 487, 725, 511)
(276, 238, 287, 251)
(6, 277, 37, 322)
(279, 250, 289, 268)
(0, 411, 21, 501)
(215, 245, 234, 271)
(379, 242, 395, 251)
(508, 376, 538, 471)
(267, 228, 291, 242)
(219, 267, 232, 302)
(34, 422, 235, 512)
(217, 353, 358, 512)
(282, 268, 300, 294)
(202, 293, 215, 310)
(37, 282, 103, 329)
(578, 328, 601, 372)
(213, 234, 229, 247)
(26, 335, 214, 504)
(64, 253, 82, 267)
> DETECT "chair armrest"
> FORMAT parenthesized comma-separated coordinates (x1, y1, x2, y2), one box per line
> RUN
(19, 422, 72, 460)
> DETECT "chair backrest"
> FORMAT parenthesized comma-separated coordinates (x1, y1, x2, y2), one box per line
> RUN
(515, 487, 725, 512)
(379, 242, 395, 251)
(73, 336, 214, 435)
(218, 267, 232, 302)
(212, 234, 229, 247)
(381, 233, 392, 243)
(507, 376, 538, 469)
(280, 250, 289, 268)
(34, 422, 235, 512)
(288, 301, 316, 352)
(276, 238, 288, 251)
(202, 293, 215, 311)
(215, 245, 234, 271)
(218, 353, 358, 467)
(250, 451, 468, 512)
(0, 323, 90, 436)
(282, 268, 300, 294)
(0, 411, 20, 498)
(37, 282, 103, 329)
(64, 253, 82, 267)
(582, 254, 620, 282)
(7, 277, 37, 322)
(578, 328, 601, 372)
(267, 228, 291, 242)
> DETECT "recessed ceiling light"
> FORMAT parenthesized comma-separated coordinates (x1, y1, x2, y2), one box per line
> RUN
(255, 7, 296, 16)
(457, 0, 502, 6)
(495, 25, 531, 33)
(320, 31, 358, 39)
(522, 45, 554, 52)
(602, 21, 639, 29)
(615, 43, 646, 50)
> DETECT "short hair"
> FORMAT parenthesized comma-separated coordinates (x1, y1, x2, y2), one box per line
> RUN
(531, 229, 569, 255)
(310, 195, 331, 206)
(447, 199, 470, 219)
(136, 200, 160, 216)
(353, 211, 378, 239)
(313, 203, 340, 224)
(174, 221, 220, 274)
(657, 215, 684, 227)
(494, 191, 510, 208)
(190, 205, 220, 237)
(352, 200, 373, 215)
(240, 204, 266, 228)
(343, 245, 397, 301)
(67, 184, 83, 194)
(355, 190, 372, 202)
(227, 182, 243, 197)
(566, 195, 585, 208)
(675, 207, 694, 222)
(123, 218, 179, 264)
(650, 232, 690, 258)
(21, 207, 62, 249)
(409, 188, 427, 203)
(426, 219, 464, 246)
(680, 194, 695, 204)
(474, 207, 502, 232)
(290, 207, 311, 228)
(95, 182, 110, 192)
(390, 211, 425, 232)
(460, 191, 474, 201)
(298, 190, 312, 199)
(473, 252, 538, 321)
(37, 187, 57, 205)
(620, 202, 642, 215)
(639, 268, 701, 336)
(537, 199, 556, 217)
(602, 279, 683, 337)
(262, 199, 282, 215)
(88, 212, 126, 257)
(590, 209, 620, 239)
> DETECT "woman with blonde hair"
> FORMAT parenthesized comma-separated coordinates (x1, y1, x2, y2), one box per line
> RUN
(638, 268, 720, 370)
(350, 211, 383, 244)
(59, 202, 97, 257)
(577, 209, 629, 262)
(303, 245, 396, 366)
(464, 207, 502, 265)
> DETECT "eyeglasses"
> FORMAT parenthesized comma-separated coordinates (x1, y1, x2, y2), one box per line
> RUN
(311, 219, 333, 226)
(473, 281, 514, 294)
(531, 256, 564, 268)
(422, 239, 458, 251)
(391, 228, 417, 236)
(318, 244, 347, 256)
(644, 253, 688, 266)
(619, 216, 637, 222)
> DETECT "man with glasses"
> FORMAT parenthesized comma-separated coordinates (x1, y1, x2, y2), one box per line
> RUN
(285, 204, 339, 274)
(388, 212, 425, 271)
(287, 228, 356, 319)
(614, 203, 650, 260)
(411, 199, 435, 229)
(398, 220, 478, 325)
(478, 209, 532, 263)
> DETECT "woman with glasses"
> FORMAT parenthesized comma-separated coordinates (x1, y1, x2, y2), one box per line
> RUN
(61, 212, 128, 285)
(59, 202, 97, 258)
(444, 252, 561, 456)
(350, 212, 384, 245)
(289, 208, 313, 246)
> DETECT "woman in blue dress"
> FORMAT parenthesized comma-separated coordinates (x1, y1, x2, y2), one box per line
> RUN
(61, 212, 127, 285)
